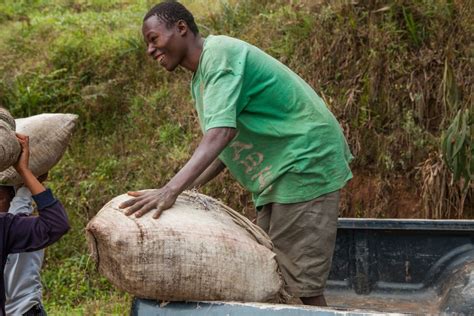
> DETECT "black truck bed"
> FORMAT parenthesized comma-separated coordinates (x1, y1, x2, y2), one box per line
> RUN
(326, 219, 474, 314)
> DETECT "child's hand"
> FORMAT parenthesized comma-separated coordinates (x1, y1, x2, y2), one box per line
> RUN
(13, 133, 30, 174)
(12, 133, 45, 195)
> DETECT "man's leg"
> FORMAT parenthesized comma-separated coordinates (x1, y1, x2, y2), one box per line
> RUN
(300, 295, 327, 306)
(257, 191, 340, 306)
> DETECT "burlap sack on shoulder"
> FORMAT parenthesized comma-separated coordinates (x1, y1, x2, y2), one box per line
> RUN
(0, 113, 78, 185)
(0, 107, 16, 130)
(86, 191, 286, 303)
(0, 108, 20, 172)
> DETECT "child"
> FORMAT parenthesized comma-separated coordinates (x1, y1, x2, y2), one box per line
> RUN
(0, 134, 70, 315)
(3, 175, 48, 315)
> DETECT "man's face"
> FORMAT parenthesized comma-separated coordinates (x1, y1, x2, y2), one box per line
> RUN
(0, 188, 13, 213)
(142, 17, 188, 72)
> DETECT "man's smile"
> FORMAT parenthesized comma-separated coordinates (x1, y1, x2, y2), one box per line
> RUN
(154, 53, 166, 65)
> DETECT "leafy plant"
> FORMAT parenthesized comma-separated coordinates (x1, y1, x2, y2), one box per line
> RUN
(441, 108, 473, 189)
(402, 6, 420, 46)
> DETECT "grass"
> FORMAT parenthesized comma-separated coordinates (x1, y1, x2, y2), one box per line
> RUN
(0, 0, 472, 313)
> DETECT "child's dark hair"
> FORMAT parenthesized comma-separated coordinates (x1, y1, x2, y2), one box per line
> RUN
(0, 186, 15, 211)
(144, 1, 199, 35)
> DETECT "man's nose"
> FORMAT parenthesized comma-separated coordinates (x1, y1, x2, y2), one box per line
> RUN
(147, 43, 156, 56)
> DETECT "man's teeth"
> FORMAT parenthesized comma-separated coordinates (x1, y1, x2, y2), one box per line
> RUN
(158, 55, 165, 63)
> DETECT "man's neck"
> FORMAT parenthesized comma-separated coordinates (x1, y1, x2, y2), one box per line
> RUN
(180, 35, 204, 72)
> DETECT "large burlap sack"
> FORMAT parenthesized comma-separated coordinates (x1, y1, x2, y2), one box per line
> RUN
(0, 113, 78, 185)
(0, 108, 20, 172)
(86, 191, 285, 303)
(0, 107, 16, 130)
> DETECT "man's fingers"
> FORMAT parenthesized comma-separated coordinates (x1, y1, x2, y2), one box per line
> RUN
(119, 190, 175, 219)
(119, 193, 145, 209)
(124, 207, 135, 216)
(123, 199, 148, 215)
(134, 202, 157, 218)
(152, 202, 169, 219)
(153, 208, 165, 219)
(119, 198, 137, 209)
(127, 191, 143, 197)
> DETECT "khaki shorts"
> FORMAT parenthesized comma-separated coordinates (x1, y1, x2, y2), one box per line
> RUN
(257, 190, 340, 297)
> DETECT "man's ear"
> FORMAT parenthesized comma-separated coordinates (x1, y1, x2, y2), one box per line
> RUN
(176, 20, 188, 36)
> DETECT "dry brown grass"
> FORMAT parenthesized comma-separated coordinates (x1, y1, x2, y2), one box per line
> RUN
(419, 152, 473, 219)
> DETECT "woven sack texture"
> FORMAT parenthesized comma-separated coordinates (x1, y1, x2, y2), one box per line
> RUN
(0, 108, 20, 172)
(86, 191, 285, 302)
(0, 113, 78, 185)
(0, 107, 16, 130)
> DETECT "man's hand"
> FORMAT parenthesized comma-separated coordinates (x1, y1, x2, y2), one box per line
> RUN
(119, 187, 178, 219)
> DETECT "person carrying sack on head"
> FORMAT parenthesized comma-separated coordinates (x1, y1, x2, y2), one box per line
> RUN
(0, 134, 70, 316)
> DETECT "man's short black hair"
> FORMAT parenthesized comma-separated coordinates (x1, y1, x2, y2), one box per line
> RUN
(144, 1, 199, 35)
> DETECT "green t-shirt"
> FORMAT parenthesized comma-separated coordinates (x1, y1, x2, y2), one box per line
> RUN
(191, 35, 353, 207)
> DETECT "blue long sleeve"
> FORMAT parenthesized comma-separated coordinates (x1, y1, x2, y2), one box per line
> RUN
(6, 188, 70, 254)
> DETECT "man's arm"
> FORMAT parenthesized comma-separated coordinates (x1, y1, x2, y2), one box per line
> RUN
(187, 158, 226, 190)
(120, 127, 236, 218)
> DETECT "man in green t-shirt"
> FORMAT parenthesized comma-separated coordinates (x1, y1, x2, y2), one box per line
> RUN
(120, 1, 353, 306)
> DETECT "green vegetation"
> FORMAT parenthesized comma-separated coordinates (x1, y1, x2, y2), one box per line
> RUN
(442, 108, 472, 186)
(0, 0, 472, 314)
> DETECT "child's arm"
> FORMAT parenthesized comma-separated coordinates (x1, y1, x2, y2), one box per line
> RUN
(13, 134, 45, 196)
(5, 134, 70, 254)
(9, 173, 48, 215)
(7, 190, 69, 253)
